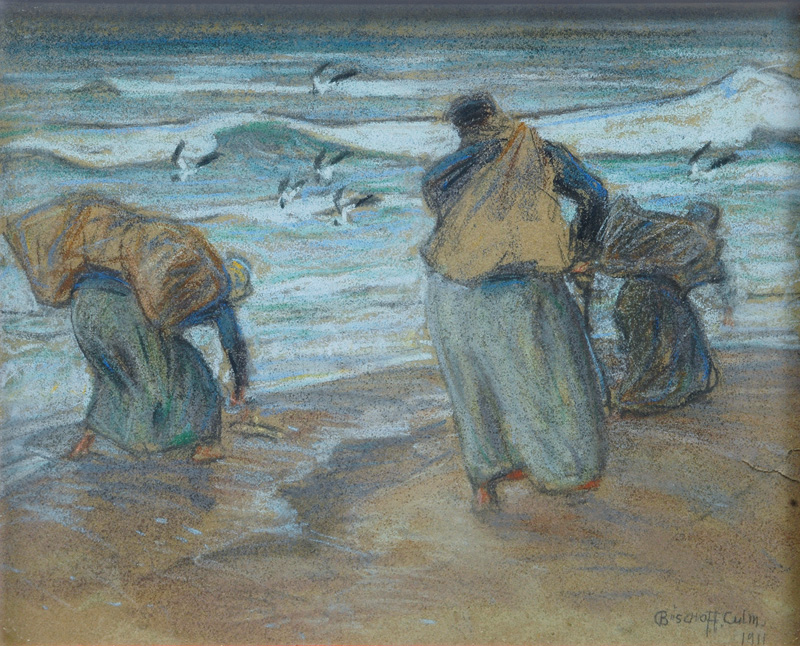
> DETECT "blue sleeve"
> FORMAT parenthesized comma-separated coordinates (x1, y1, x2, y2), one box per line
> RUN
(546, 142, 609, 260)
(214, 302, 249, 392)
(716, 259, 737, 309)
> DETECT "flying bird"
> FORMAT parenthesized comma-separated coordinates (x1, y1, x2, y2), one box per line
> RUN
(311, 62, 359, 96)
(332, 187, 381, 226)
(314, 148, 353, 184)
(688, 141, 711, 168)
(278, 176, 307, 209)
(688, 141, 740, 178)
(171, 140, 223, 182)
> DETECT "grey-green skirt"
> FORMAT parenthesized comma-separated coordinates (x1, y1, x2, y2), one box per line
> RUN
(426, 271, 606, 491)
(71, 276, 221, 454)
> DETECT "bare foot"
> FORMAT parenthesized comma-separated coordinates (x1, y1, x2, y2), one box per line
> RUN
(67, 431, 95, 459)
(472, 484, 499, 512)
(191, 444, 224, 463)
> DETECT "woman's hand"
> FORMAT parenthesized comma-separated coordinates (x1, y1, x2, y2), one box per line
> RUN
(722, 306, 735, 328)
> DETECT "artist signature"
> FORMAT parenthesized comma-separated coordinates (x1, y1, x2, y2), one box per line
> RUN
(653, 608, 766, 642)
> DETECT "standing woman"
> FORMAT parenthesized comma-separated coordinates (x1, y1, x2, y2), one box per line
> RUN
(421, 93, 609, 509)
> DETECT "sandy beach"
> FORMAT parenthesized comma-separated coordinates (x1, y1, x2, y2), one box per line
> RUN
(1, 349, 798, 645)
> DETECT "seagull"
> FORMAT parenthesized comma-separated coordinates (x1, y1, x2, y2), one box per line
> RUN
(332, 187, 380, 226)
(278, 175, 306, 209)
(171, 139, 223, 182)
(688, 141, 711, 173)
(314, 148, 352, 184)
(311, 62, 359, 96)
(688, 141, 740, 178)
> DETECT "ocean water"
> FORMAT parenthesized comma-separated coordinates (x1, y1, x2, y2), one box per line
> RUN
(1, 4, 799, 428)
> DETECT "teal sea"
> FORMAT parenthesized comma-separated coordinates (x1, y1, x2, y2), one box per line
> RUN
(1, 4, 799, 427)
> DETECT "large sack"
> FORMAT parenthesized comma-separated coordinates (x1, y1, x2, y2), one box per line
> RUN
(3, 192, 229, 328)
(598, 195, 725, 290)
(421, 123, 571, 284)
(3, 192, 93, 307)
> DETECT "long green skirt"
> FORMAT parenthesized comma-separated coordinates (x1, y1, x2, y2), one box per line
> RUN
(426, 271, 606, 492)
(71, 276, 221, 454)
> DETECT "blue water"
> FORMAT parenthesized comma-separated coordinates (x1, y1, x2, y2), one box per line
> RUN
(1, 5, 798, 426)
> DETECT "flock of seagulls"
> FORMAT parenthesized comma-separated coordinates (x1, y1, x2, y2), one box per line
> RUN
(172, 61, 739, 226)
(170, 138, 378, 226)
(168, 60, 361, 178)
(277, 147, 350, 211)
(277, 146, 380, 225)
(169, 60, 373, 225)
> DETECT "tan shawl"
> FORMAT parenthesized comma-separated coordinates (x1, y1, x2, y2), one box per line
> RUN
(422, 121, 571, 284)
(3, 192, 228, 329)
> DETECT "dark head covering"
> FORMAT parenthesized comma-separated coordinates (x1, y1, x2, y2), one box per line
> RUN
(424, 93, 519, 214)
(444, 92, 516, 148)
(445, 92, 500, 134)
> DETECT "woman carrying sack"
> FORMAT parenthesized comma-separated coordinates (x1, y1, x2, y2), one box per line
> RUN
(4, 192, 252, 461)
(421, 93, 609, 509)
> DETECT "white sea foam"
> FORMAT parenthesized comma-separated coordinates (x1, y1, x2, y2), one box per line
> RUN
(279, 68, 800, 157)
(3, 112, 257, 167)
(4, 67, 797, 166)
(110, 78, 307, 96)
(537, 68, 800, 154)
(274, 117, 461, 159)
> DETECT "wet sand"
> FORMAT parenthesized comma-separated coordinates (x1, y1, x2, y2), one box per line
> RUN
(1, 349, 798, 645)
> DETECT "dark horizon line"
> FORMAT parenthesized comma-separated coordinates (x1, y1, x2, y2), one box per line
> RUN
(3, 1, 798, 5)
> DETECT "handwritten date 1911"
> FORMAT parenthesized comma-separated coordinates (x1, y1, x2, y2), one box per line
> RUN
(741, 631, 766, 645)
